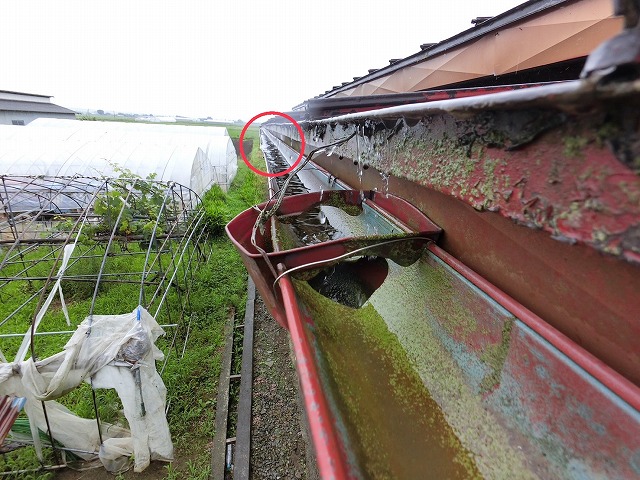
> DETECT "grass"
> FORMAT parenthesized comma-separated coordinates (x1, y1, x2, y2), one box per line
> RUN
(76, 113, 249, 131)
(0, 125, 267, 479)
(155, 132, 266, 478)
(0, 242, 168, 361)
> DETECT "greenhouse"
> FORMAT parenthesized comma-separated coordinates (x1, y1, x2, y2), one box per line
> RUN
(0, 174, 213, 473)
(0, 119, 238, 195)
(0, 114, 239, 475)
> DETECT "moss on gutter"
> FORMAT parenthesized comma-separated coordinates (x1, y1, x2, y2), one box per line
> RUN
(563, 136, 588, 158)
(323, 191, 363, 216)
(366, 258, 537, 479)
(479, 318, 514, 393)
(294, 280, 481, 479)
(418, 258, 479, 341)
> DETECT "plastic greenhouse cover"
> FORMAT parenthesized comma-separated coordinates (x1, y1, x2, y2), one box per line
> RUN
(28, 118, 229, 136)
(0, 121, 238, 197)
(0, 306, 173, 473)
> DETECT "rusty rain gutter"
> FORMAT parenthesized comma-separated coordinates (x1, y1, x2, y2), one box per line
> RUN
(260, 149, 350, 478)
(263, 168, 640, 479)
(278, 268, 350, 479)
(259, 76, 640, 472)
(427, 243, 640, 412)
(266, 79, 640, 408)
(283, 76, 640, 127)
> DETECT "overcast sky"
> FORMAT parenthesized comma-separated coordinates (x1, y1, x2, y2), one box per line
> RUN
(1, 1, 523, 121)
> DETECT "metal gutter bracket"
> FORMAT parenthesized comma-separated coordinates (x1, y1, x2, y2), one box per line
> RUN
(581, 0, 640, 78)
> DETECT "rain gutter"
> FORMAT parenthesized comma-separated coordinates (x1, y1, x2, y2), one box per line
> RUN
(260, 71, 640, 471)
(295, 77, 639, 126)
(427, 244, 640, 412)
(268, 186, 640, 479)
(278, 269, 350, 479)
(262, 138, 350, 478)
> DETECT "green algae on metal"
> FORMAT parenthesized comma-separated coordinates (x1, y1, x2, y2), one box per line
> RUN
(367, 256, 537, 479)
(293, 279, 481, 479)
(562, 135, 588, 158)
(415, 257, 479, 341)
(381, 127, 510, 211)
(322, 191, 363, 216)
(479, 318, 514, 393)
(275, 222, 302, 251)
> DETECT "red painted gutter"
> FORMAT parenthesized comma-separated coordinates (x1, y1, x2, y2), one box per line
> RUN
(277, 241, 640, 478)
(276, 241, 640, 478)
(278, 269, 350, 480)
(226, 190, 441, 478)
(427, 243, 640, 412)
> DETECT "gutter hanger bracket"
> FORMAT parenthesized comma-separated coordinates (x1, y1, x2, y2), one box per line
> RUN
(581, 0, 640, 78)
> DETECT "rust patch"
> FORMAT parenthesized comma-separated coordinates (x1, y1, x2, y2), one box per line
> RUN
(302, 102, 640, 264)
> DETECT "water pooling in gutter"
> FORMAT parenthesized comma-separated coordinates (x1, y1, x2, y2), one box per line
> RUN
(262, 133, 342, 247)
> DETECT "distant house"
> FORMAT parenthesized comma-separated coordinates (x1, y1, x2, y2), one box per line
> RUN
(0, 90, 76, 125)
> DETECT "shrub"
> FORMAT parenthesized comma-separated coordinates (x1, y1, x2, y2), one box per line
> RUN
(201, 185, 233, 236)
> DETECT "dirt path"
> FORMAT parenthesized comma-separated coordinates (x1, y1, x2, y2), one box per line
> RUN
(249, 296, 317, 480)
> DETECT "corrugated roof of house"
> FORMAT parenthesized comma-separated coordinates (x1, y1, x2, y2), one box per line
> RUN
(0, 99, 76, 115)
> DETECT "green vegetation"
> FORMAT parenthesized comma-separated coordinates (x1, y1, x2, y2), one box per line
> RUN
(0, 125, 266, 478)
(202, 125, 262, 236)
(224, 124, 250, 139)
(563, 135, 588, 158)
(92, 169, 169, 238)
(157, 149, 267, 475)
(76, 113, 248, 130)
(202, 166, 263, 235)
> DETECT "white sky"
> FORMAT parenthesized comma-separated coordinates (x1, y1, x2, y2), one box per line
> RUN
(1, 0, 523, 121)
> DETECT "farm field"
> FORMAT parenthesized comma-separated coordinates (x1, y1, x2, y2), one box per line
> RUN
(0, 124, 266, 479)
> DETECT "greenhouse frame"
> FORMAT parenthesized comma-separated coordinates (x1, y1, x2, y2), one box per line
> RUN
(0, 173, 213, 473)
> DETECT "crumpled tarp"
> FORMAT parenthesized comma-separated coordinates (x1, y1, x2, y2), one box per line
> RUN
(0, 306, 173, 473)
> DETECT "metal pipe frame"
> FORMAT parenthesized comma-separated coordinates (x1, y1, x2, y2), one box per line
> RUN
(0, 174, 210, 472)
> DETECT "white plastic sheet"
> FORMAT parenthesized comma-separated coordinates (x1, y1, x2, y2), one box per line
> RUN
(0, 119, 238, 196)
(13, 242, 75, 363)
(0, 306, 173, 473)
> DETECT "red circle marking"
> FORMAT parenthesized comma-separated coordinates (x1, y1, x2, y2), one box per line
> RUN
(239, 111, 306, 178)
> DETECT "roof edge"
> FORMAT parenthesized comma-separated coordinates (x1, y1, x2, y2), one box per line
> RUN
(321, 0, 573, 99)
(0, 89, 52, 98)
